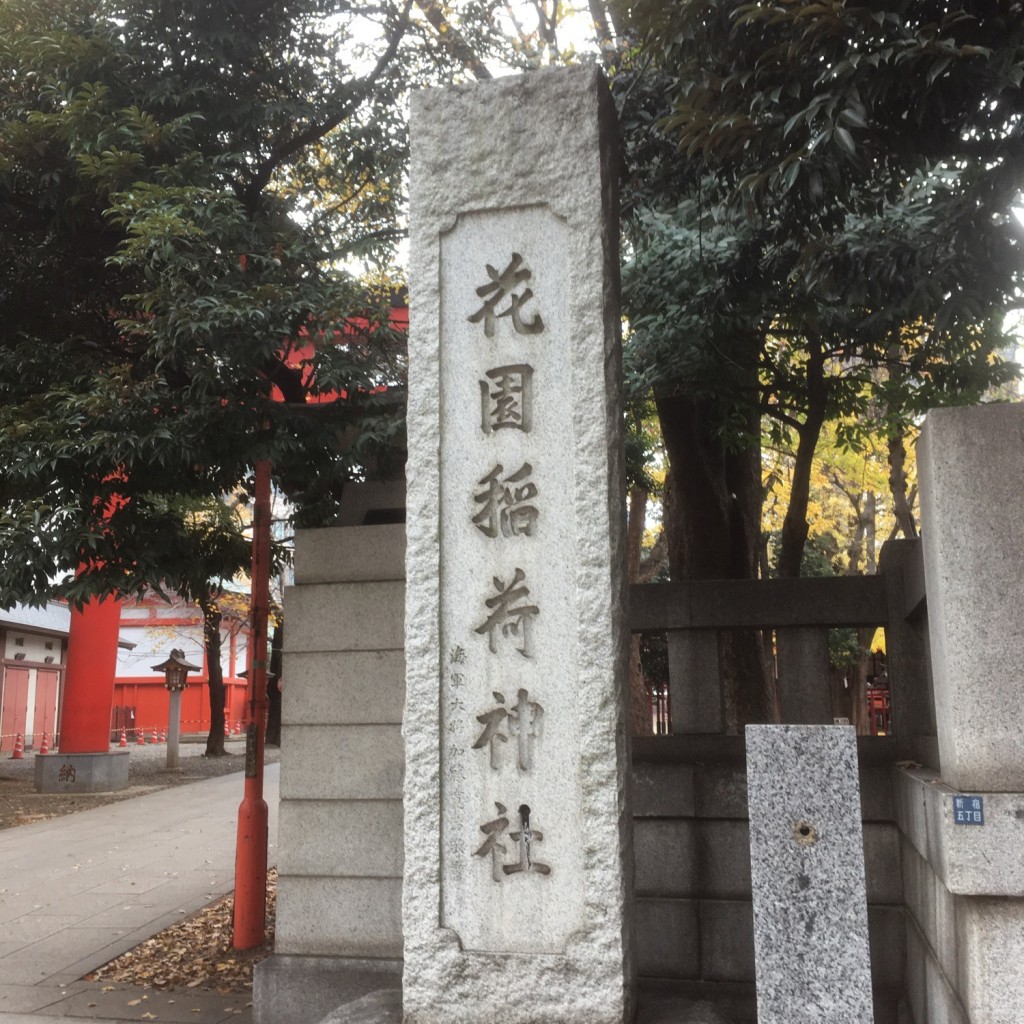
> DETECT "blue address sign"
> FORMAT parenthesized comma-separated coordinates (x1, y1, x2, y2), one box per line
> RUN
(953, 795, 984, 826)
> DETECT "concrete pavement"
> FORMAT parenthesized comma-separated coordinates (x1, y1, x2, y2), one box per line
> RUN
(0, 764, 278, 1024)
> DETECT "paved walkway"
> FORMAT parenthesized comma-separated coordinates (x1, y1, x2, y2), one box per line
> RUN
(0, 765, 279, 1024)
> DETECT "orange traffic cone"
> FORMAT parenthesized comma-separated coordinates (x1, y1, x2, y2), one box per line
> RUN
(118, 728, 128, 748)
(233, 720, 241, 735)
(149, 728, 159, 744)
(136, 726, 146, 746)
(10, 733, 23, 760)
(159, 729, 166, 743)
(224, 720, 230, 737)
(38, 732, 49, 755)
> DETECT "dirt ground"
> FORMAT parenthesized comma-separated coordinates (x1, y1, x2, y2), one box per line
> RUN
(0, 738, 278, 829)
(0, 740, 280, 993)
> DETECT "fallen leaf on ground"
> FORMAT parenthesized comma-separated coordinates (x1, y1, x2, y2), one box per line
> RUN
(86, 870, 276, 995)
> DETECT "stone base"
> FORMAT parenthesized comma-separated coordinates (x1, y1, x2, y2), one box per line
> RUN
(253, 954, 401, 1024)
(313, 986, 747, 1024)
(316, 989, 402, 1024)
(34, 750, 130, 793)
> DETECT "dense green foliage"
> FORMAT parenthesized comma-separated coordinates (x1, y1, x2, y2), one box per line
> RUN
(0, 0, 427, 603)
(4, 0, 1022, 613)
(613, 0, 1022, 577)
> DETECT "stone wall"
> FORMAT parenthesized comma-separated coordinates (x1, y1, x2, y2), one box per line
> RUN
(632, 736, 905, 1024)
(895, 767, 1024, 1024)
(902, 403, 1024, 1024)
(254, 485, 407, 1024)
(261, 515, 908, 1024)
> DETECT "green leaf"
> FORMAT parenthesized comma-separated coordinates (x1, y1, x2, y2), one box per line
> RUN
(834, 125, 856, 155)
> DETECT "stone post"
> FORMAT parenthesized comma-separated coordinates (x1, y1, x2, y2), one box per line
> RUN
(917, 404, 1024, 791)
(667, 632, 723, 733)
(877, 538, 937, 767)
(404, 67, 632, 1024)
(776, 628, 832, 724)
(166, 688, 182, 771)
(746, 725, 874, 1024)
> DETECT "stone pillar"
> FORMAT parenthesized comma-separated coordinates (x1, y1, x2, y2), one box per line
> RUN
(667, 632, 723, 733)
(58, 595, 121, 752)
(36, 593, 127, 794)
(166, 688, 182, 771)
(776, 628, 832, 724)
(878, 539, 937, 767)
(404, 67, 632, 1024)
(746, 725, 874, 1024)
(917, 404, 1024, 791)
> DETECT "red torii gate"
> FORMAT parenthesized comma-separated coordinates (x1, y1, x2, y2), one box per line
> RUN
(53, 296, 408, 946)
(57, 296, 408, 756)
(58, 597, 123, 753)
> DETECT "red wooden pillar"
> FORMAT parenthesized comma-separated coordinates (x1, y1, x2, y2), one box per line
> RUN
(233, 459, 271, 949)
(58, 595, 122, 753)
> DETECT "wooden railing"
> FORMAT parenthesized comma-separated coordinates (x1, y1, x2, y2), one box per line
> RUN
(629, 574, 893, 734)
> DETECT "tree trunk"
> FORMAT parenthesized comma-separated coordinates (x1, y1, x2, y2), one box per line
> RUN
(265, 623, 283, 747)
(200, 595, 226, 757)
(887, 427, 917, 539)
(864, 490, 877, 574)
(627, 486, 653, 736)
(656, 392, 761, 580)
(777, 339, 828, 579)
(655, 389, 776, 728)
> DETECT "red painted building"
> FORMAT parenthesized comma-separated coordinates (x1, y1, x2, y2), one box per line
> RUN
(0, 596, 249, 749)
(0, 604, 71, 751)
(112, 594, 250, 739)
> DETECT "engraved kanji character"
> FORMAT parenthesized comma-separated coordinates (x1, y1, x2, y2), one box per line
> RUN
(472, 691, 510, 770)
(508, 688, 544, 771)
(503, 804, 550, 877)
(480, 364, 533, 434)
(472, 463, 539, 539)
(450, 645, 467, 665)
(467, 253, 544, 338)
(474, 568, 539, 657)
(474, 802, 510, 882)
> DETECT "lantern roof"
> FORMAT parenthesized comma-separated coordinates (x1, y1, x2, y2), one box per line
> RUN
(150, 648, 202, 674)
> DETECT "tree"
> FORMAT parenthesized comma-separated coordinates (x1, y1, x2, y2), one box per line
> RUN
(0, 0, 432, 606)
(613, 1, 1023, 572)
(141, 495, 288, 755)
(610, 1, 1021, 724)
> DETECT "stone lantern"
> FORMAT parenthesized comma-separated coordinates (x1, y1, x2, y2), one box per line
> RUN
(151, 649, 201, 770)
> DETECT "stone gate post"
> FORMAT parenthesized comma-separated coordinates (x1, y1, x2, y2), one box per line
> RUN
(403, 66, 633, 1024)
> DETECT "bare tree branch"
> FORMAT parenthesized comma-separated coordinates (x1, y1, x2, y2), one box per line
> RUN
(414, 0, 493, 80)
(588, 0, 617, 65)
(240, 1, 415, 206)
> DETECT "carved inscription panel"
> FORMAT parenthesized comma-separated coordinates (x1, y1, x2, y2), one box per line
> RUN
(438, 207, 583, 954)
